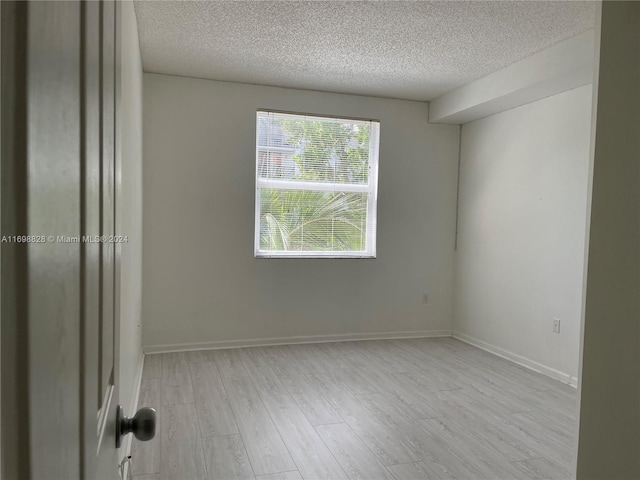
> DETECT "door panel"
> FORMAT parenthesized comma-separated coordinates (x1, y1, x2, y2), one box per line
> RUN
(26, 2, 82, 479)
(100, 0, 116, 410)
(92, 0, 119, 479)
(1, 1, 122, 478)
(0, 2, 31, 477)
(83, 0, 102, 475)
(95, 0, 120, 478)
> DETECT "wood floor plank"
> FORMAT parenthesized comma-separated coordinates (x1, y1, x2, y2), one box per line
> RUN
(239, 347, 289, 397)
(189, 361, 238, 437)
(307, 373, 417, 466)
(354, 390, 483, 478)
(131, 378, 161, 476)
(394, 422, 483, 479)
(436, 390, 538, 463)
(132, 475, 159, 480)
(349, 349, 409, 376)
(439, 388, 573, 472)
(271, 356, 343, 426)
(440, 389, 548, 461)
(160, 404, 207, 480)
(261, 393, 347, 479)
(188, 349, 218, 364)
(386, 462, 445, 480)
(520, 389, 577, 432)
(202, 434, 255, 480)
(418, 418, 526, 479)
(255, 471, 303, 480)
(446, 341, 561, 393)
(358, 390, 442, 424)
(213, 348, 249, 377)
(390, 340, 465, 378)
(330, 366, 380, 395)
(142, 354, 162, 379)
(222, 376, 296, 476)
(512, 457, 573, 479)
(460, 375, 533, 415)
(342, 352, 406, 388)
(298, 345, 382, 396)
(161, 352, 195, 405)
(508, 412, 576, 471)
(418, 418, 517, 479)
(315, 422, 395, 480)
(316, 341, 365, 357)
(284, 344, 334, 374)
(372, 373, 451, 420)
(394, 366, 462, 393)
(514, 410, 576, 442)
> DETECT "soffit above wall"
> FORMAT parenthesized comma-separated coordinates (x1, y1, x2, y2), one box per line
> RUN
(133, 1, 596, 101)
(429, 30, 596, 124)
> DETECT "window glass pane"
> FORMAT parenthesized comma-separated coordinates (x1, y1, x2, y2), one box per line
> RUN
(259, 188, 368, 253)
(257, 112, 371, 184)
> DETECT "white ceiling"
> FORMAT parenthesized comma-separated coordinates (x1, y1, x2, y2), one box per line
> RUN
(133, 1, 596, 101)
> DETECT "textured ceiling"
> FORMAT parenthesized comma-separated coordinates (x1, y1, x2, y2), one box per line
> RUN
(134, 1, 596, 101)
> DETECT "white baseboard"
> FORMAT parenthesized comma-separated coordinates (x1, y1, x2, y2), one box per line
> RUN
(143, 329, 453, 354)
(452, 331, 578, 388)
(120, 350, 145, 479)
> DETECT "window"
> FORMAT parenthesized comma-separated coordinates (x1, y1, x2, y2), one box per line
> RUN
(255, 110, 380, 258)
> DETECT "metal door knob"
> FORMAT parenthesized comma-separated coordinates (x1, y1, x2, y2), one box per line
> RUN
(116, 405, 157, 448)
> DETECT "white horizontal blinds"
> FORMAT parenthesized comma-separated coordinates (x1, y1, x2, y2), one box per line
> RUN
(255, 111, 379, 257)
(256, 111, 373, 186)
(259, 189, 369, 253)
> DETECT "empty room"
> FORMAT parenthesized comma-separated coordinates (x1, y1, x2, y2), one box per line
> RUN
(1, 1, 639, 480)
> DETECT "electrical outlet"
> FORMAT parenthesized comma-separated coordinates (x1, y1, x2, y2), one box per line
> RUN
(422, 293, 429, 304)
(553, 318, 561, 334)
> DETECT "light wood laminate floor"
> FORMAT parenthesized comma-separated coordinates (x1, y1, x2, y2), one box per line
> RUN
(131, 337, 577, 480)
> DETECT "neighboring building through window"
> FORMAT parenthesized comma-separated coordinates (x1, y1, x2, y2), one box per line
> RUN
(255, 110, 380, 258)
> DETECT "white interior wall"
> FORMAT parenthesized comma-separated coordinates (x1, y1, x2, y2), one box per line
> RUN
(453, 85, 593, 385)
(118, 0, 143, 416)
(141, 74, 460, 350)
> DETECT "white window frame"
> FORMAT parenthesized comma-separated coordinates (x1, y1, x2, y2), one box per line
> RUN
(254, 110, 380, 258)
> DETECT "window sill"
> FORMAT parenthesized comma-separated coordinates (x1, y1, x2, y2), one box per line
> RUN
(255, 252, 376, 259)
